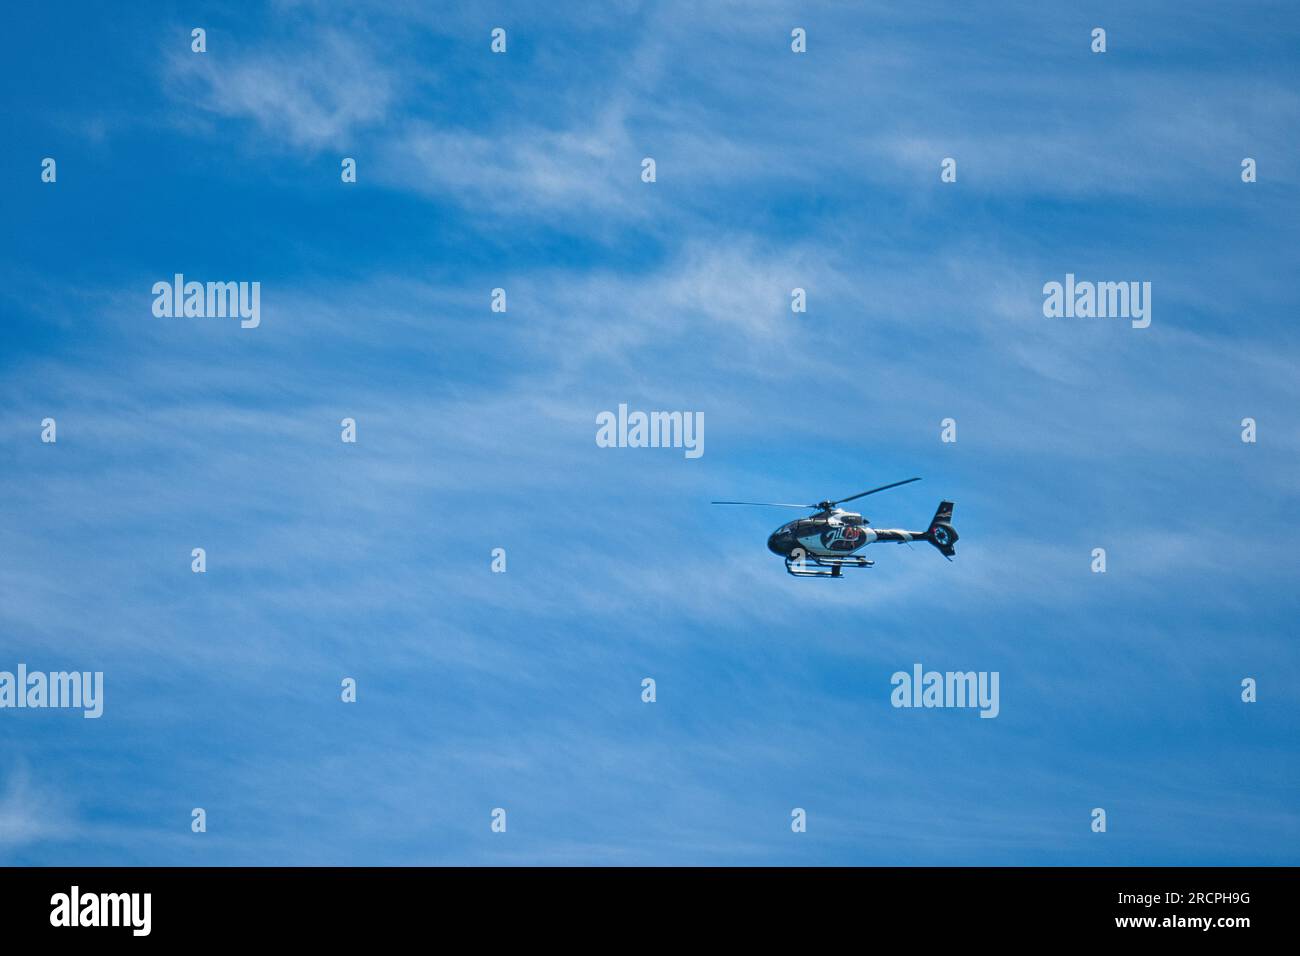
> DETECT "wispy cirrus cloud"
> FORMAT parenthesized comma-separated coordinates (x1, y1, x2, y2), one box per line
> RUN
(0, 764, 77, 853)
(166, 29, 396, 149)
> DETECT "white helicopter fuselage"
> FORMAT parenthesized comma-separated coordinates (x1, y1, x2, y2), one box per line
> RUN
(768, 509, 924, 558)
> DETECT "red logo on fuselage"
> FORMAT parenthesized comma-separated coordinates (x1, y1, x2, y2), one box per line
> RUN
(821, 526, 863, 551)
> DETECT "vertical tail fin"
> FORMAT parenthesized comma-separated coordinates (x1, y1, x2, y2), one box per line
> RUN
(926, 501, 958, 558)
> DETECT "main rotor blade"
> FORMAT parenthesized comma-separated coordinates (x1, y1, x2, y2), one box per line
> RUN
(710, 501, 814, 509)
(831, 477, 921, 506)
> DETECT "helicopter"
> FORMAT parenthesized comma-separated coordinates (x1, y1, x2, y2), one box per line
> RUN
(712, 477, 957, 578)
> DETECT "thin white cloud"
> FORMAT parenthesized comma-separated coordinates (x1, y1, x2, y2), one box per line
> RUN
(167, 29, 395, 149)
(0, 764, 77, 852)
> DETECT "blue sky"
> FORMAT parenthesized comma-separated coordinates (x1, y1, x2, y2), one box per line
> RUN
(1, 1, 1297, 865)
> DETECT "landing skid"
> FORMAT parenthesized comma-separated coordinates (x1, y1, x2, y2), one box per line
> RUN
(785, 554, 874, 578)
